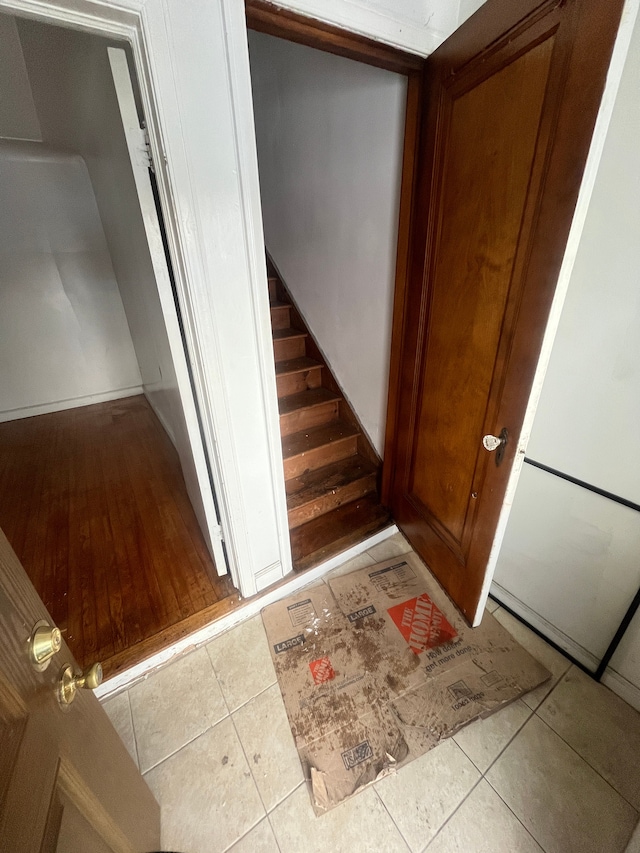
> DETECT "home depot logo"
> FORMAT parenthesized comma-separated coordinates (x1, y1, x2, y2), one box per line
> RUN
(309, 656, 336, 685)
(387, 593, 457, 654)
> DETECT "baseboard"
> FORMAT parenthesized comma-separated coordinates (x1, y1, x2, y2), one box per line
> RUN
(490, 581, 600, 670)
(143, 392, 177, 447)
(255, 560, 285, 592)
(601, 669, 640, 713)
(96, 523, 398, 699)
(0, 386, 144, 423)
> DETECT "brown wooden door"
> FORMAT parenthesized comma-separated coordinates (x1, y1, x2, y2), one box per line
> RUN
(0, 528, 160, 852)
(384, 0, 624, 624)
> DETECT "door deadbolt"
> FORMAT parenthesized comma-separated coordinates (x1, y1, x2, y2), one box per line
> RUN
(28, 620, 62, 672)
(482, 428, 508, 466)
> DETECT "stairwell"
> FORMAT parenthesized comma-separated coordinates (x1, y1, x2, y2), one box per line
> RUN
(268, 261, 392, 571)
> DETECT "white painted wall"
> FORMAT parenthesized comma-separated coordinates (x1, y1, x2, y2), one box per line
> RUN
(17, 18, 186, 446)
(492, 8, 640, 707)
(0, 140, 142, 419)
(249, 31, 406, 454)
(0, 13, 40, 141)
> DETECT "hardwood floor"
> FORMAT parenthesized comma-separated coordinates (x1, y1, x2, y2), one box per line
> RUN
(0, 396, 239, 676)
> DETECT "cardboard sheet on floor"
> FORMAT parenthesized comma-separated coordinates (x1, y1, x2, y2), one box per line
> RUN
(261, 552, 550, 814)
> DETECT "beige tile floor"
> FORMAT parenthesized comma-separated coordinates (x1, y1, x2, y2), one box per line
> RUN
(103, 534, 640, 853)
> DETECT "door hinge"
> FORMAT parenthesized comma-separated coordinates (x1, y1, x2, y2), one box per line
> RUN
(137, 126, 154, 173)
(211, 524, 224, 543)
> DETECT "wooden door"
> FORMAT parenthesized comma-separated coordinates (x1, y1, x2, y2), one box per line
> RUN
(384, 0, 625, 624)
(107, 47, 228, 577)
(0, 528, 160, 851)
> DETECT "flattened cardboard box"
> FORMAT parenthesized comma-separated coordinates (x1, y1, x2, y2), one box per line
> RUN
(262, 553, 550, 814)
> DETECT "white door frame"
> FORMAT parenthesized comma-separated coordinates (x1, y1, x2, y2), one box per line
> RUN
(0, 0, 293, 596)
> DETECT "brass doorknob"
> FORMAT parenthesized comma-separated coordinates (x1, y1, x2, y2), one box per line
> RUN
(57, 662, 103, 706)
(28, 620, 62, 671)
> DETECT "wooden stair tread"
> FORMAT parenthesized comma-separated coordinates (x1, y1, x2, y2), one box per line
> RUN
(275, 356, 322, 376)
(286, 454, 377, 510)
(282, 420, 358, 461)
(290, 495, 392, 572)
(278, 387, 340, 416)
(272, 327, 307, 341)
(268, 256, 390, 569)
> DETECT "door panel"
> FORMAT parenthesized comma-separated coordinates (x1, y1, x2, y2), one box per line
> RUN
(385, 0, 625, 624)
(107, 47, 228, 577)
(0, 528, 160, 851)
(409, 36, 554, 545)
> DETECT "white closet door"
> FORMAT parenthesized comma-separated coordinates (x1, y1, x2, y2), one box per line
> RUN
(108, 47, 227, 576)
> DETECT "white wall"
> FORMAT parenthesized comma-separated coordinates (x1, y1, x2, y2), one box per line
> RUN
(249, 31, 406, 454)
(0, 13, 40, 141)
(0, 140, 141, 419)
(17, 18, 186, 446)
(492, 9, 640, 707)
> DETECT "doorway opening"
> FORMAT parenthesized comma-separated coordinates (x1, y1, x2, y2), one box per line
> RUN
(245, 8, 421, 570)
(0, 13, 240, 679)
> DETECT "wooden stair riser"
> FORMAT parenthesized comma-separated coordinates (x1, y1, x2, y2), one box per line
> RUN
(276, 366, 322, 398)
(290, 494, 391, 572)
(273, 334, 307, 363)
(267, 258, 389, 569)
(288, 471, 377, 529)
(283, 434, 358, 479)
(271, 304, 291, 330)
(279, 400, 338, 437)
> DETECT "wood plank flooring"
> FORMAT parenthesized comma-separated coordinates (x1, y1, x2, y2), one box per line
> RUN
(0, 396, 239, 676)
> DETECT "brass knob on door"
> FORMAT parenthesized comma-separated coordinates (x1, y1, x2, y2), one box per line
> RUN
(57, 662, 103, 706)
(28, 620, 62, 671)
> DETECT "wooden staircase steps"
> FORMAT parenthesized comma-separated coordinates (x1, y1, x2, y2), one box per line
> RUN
(278, 387, 340, 436)
(267, 258, 391, 571)
(275, 357, 323, 397)
(286, 454, 378, 529)
(290, 494, 391, 573)
(282, 420, 358, 479)
(272, 327, 308, 361)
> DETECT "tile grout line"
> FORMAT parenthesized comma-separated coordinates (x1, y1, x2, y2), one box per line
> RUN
(266, 780, 307, 853)
(219, 812, 267, 853)
(228, 707, 271, 816)
(135, 646, 236, 775)
(140, 711, 230, 777)
(418, 775, 485, 853)
(459, 702, 536, 777)
(265, 810, 284, 853)
(223, 676, 279, 715)
(125, 690, 142, 770)
(481, 774, 550, 853)
(370, 786, 413, 852)
(531, 712, 640, 816)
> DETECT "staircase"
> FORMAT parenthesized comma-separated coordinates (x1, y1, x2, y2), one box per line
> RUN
(268, 260, 392, 572)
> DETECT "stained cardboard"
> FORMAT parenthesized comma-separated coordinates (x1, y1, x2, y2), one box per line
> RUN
(262, 552, 550, 814)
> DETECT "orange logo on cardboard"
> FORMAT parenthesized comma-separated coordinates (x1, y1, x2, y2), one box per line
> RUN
(387, 593, 457, 654)
(309, 656, 336, 685)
